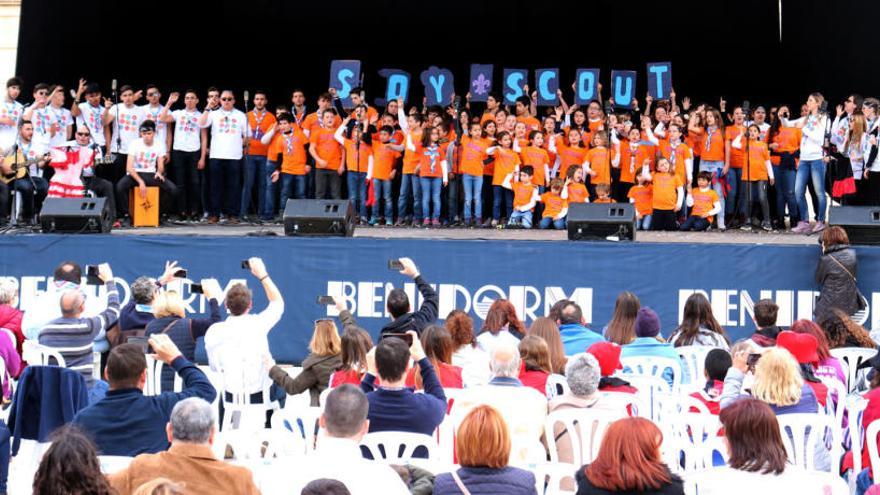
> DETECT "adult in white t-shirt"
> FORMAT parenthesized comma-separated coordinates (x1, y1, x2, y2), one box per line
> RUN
(71, 79, 107, 150)
(23, 83, 72, 148)
(0, 121, 49, 224)
(198, 89, 248, 223)
(104, 85, 146, 183)
(114, 119, 179, 223)
(165, 90, 207, 219)
(0, 77, 24, 153)
(140, 84, 173, 151)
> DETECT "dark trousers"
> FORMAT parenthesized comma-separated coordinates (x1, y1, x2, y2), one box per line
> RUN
(447, 175, 461, 222)
(1, 176, 48, 220)
(651, 209, 679, 231)
(100, 152, 127, 185)
(83, 176, 117, 221)
(680, 215, 711, 231)
(867, 171, 880, 206)
(115, 172, 179, 217)
(171, 150, 202, 216)
(315, 168, 341, 199)
(208, 158, 242, 217)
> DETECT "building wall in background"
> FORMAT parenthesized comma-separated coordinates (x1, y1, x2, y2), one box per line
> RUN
(0, 1, 20, 81)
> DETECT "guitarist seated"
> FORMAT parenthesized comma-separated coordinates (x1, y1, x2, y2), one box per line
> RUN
(0, 120, 49, 225)
(46, 125, 117, 224)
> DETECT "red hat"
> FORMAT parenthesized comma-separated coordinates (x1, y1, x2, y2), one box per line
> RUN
(587, 342, 623, 377)
(776, 331, 819, 365)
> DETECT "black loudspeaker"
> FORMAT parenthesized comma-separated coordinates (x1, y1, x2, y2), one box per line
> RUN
(283, 199, 355, 237)
(40, 197, 111, 234)
(567, 203, 636, 241)
(829, 206, 880, 245)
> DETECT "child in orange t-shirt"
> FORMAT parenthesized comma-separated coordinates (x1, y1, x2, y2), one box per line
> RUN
(503, 166, 540, 229)
(334, 116, 372, 221)
(410, 125, 448, 226)
(460, 122, 492, 226)
(628, 170, 653, 230)
(538, 178, 568, 230)
(554, 128, 589, 179)
(651, 158, 684, 231)
(266, 113, 309, 219)
(584, 131, 616, 193)
(367, 125, 404, 226)
(593, 183, 613, 203)
(517, 130, 551, 191)
(565, 166, 589, 204)
(733, 124, 775, 231)
(396, 98, 426, 226)
(309, 109, 344, 200)
(489, 131, 521, 226)
(680, 171, 722, 231)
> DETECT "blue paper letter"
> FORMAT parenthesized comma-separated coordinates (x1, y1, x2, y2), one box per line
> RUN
(611, 70, 636, 109)
(535, 68, 559, 106)
(647, 62, 673, 100)
(378, 68, 411, 107)
(469, 64, 494, 103)
(503, 68, 527, 104)
(329, 60, 362, 107)
(575, 69, 600, 105)
(420, 66, 455, 106)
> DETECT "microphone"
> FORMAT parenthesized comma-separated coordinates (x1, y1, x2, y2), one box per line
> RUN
(244, 90, 249, 103)
(69, 89, 77, 99)
(820, 100, 829, 114)
(111, 79, 117, 92)
(742, 100, 751, 115)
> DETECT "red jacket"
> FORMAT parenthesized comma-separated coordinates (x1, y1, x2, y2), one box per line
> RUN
(519, 368, 549, 396)
(405, 362, 463, 389)
(0, 305, 24, 369)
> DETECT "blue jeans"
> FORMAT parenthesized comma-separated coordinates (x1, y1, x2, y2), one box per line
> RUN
(0, 420, 7, 492)
(398, 173, 422, 221)
(725, 167, 742, 216)
(637, 214, 652, 230)
(347, 171, 368, 219)
(462, 174, 483, 221)
(540, 217, 566, 229)
(419, 177, 442, 220)
(680, 215, 710, 231)
(856, 467, 872, 495)
(509, 210, 533, 228)
(372, 179, 393, 220)
(261, 161, 282, 220)
(773, 163, 798, 222)
(209, 158, 242, 217)
(277, 173, 306, 215)
(89, 379, 109, 404)
(699, 160, 725, 228)
(493, 185, 513, 220)
(240, 155, 267, 217)
(795, 158, 827, 222)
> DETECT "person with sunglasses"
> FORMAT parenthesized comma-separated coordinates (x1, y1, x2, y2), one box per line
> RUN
(114, 120, 180, 225)
(198, 89, 248, 224)
(140, 84, 173, 152)
(46, 125, 117, 223)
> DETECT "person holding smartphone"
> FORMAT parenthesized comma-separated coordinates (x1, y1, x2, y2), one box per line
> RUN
(380, 257, 438, 337)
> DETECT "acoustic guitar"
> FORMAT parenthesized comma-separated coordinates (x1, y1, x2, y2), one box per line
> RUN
(0, 153, 49, 184)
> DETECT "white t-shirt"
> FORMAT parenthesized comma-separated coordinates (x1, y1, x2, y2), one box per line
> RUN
(201, 108, 248, 160)
(171, 109, 202, 152)
(108, 104, 145, 154)
(28, 104, 73, 147)
(127, 137, 166, 173)
(75, 103, 107, 146)
(13, 138, 48, 177)
(0, 100, 23, 151)
(140, 104, 169, 146)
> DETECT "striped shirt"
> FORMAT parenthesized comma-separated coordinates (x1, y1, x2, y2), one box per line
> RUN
(38, 281, 120, 385)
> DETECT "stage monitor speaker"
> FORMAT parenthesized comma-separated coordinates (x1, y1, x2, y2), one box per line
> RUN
(40, 197, 111, 234)
(829, 206, 880, 245)
(567, 203, 636, 241)
(283, 199, 355, 237)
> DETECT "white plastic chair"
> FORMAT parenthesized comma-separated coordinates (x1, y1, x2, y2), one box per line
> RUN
(544, 408, 624, 467)
(776, 413, 842, 473)
(830, 347, 877, 393)
(98, 455, 134, 474)
(359, 432, 439, 463)
(318, 387, 331, 408)
(683, 468, 848, 495)
(216, 350, 279, 432)
(676, 346, 712, 393)
(818, 377, 848, 431)
(144, 355, 183, 396)
(848, 395, 869, 492)
(865, 418, 880, 488)
(616, 373, 671, 421)
(664, 412, 727, 473)
(533, 461, 578, 495)
(271, 405, 322, 454)
(596, 391, 647, 417)
(215, 427, 304, 461)
(22, 341, 66, 367)
(546, 374, 570, 399)
(619, 355, 684, 392)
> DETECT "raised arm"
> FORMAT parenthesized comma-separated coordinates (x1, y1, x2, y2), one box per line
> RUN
(398, 257, 438, 329)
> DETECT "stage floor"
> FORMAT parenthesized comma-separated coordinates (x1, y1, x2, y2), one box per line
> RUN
(87, 222, 818, 245)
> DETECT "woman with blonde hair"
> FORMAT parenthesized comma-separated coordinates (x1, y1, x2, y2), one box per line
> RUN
(518, 335, 552, 394)
(267, 317, 342, 406)
(603, 291, 640, 345)
(133, 478, 185, 495)
(527, 317, 567, 375)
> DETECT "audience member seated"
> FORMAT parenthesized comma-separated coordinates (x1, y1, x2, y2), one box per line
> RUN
(302, 479, 352, 495)
(360, 331, 446, 437)
(38, 262, 119, 403)
(557, 301, 605, 356)
(776, 330, 829, 407)
(380, 257, 438, 336)
(845, 354, 880, 493)
(434, 405, 536, 495)
(405, 324, 463, 389)
(689, 348, 731, 414)
(668, 293, 730, 350)
(452, 342, 548, 463)
(205, 257, 285, 411)
(620, 307, 690, 387)
(267, 315, 342, 406)
(32, 426, 115, 495)
(820, 308, 876, 350)
(109, 397, 259, 495)
(146, 281, 221, 391)
(331, 327, 375, 387)
(602, 291, 640, 345)
(0, 315, 19, 401)
(72, 336, 217, 456)
(447, 309, 490, 387)
(115, 263, 179, 342)
(575, 417, 684, 495)
(288, 385, 409, 495)
(587, 342, 638, 394)
(518, 335, 551, 394)
(549, 353, 629, 469)
(790, 319, 846, 386)
(0, 278, 23, 360)
(748, 299, 782, 348)
(477, 299, 525, 352)
(528, 316, 568, 375)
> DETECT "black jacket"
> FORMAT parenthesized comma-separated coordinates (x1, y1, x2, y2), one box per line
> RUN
(380, 275, 438, 336)
(815, 244, 862, 322)
(575, 466, 684, 495)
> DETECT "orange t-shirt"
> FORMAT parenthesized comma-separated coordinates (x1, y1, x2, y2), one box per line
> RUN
(480, 112, 495, 126)
(460, 136, 490, 177)
(492, 148, 521, 186)
(701, 127, 725, 162)
(512, 181, 537, 210)
(691, 187, 720, 221)
(618, 140, 654, 183)
(541, 132, 558, 170)
(593, 197, 613, 204)
(770, 126, 802, 165)
(687, 128, 703, 157)
(585, 146, 613, 185)
(581, 118, 604, 147)
(516, 115, 541, 131)
(725, 125, 746, 168)
(660, 141, 693, 186)
(652, 173, 683, 210)
(403, 127, 424, 175)
(417, 144, 446, 178)
(247, 110, 277, 156)
(744, 140, 771, 181)
(628, 184, 653, 216)
(372, 140, 401, 181)
(302, 111, 341, 136)
(520, 145, 550, 186)
(343, 139, 372, 173)
(555, 137, 588, 178)
(567, 183, 589, 203)
(309, 128, 342, 169)
(541, 191, 567, 218)
(268, 128, 309, 175)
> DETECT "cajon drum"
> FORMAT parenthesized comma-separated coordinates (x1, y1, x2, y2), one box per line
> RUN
(129, 187, 159, 227)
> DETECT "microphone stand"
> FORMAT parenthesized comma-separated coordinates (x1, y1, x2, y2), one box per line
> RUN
(743, 101, 751, 230)
(242, 91, 250, 221)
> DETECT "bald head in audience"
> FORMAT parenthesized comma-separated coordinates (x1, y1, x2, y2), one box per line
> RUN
(60, 289, 85, 318)
(489, 342, 521, 378)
